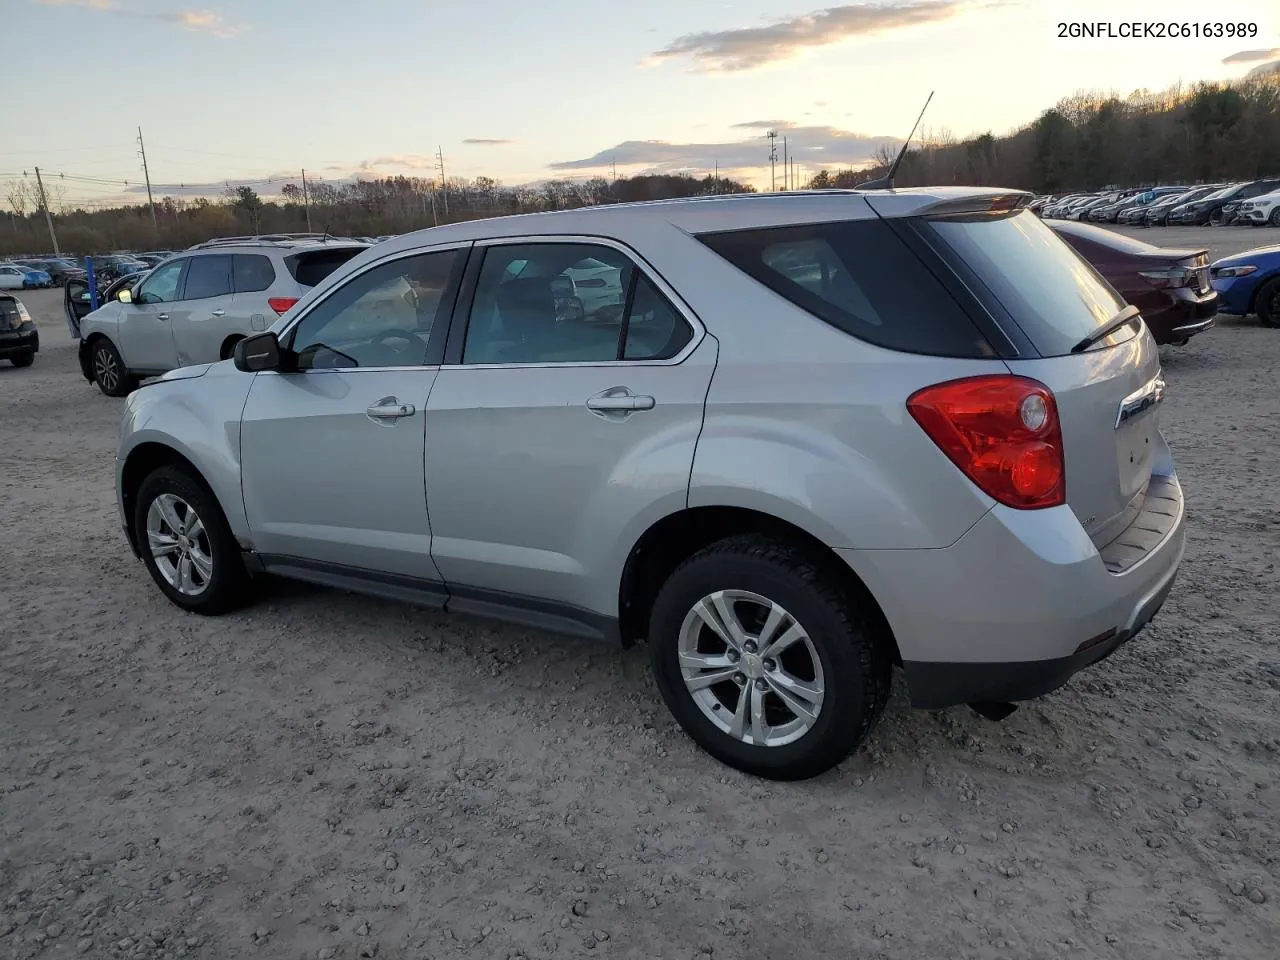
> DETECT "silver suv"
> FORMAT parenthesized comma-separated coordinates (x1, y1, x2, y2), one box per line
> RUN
(114, 189, 1185, 780)
(78, 239, 368, 396)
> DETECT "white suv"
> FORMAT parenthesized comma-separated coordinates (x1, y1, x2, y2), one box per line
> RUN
(77, 239, 368, 396)
(1237, 188, 1280, 227)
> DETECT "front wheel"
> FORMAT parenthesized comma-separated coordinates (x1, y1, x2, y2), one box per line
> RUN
(90, 337, 138, 397)
(133, 465, 251, 615)
(9, 352, 34, 367)
(648, 535, 891, 781)
(1256, 278, 1280, 328)
(1269, 208, 1280, 227)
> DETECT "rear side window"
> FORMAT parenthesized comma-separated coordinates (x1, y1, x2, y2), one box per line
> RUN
(925, 211, 1130, 358)
(696, 219, 995, 358)
(233, 254, 275, 293)
(183, 255, 233, 300)
(286, 248, 366, 288)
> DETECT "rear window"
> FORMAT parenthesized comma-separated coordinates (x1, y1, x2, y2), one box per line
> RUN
(1049, 219, 1160, 255)
(696, 218, 996, 358)
(925, 210, 1130, 358)
(286, 247, 366, 288)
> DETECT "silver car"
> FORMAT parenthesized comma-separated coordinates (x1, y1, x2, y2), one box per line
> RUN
(114, 188, 1185, 780)
(78, 240, 367, 396)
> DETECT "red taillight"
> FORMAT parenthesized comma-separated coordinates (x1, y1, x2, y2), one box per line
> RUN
(268, 297, 299, 315)
(907, 375, 1066, 509)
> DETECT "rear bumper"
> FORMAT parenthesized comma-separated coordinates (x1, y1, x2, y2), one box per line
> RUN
(0, 325, 39, 357)
(840, 466, 1186, 710)
(1143, 289, 1218, 343)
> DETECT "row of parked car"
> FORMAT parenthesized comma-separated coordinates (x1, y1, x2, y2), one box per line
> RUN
(0, 251, 178, 291)
(1032, 178, 1280, 227)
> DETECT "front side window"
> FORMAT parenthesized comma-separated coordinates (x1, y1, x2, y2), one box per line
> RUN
(183, 255, 233, 301)
(287, 249, 462, 370)
(462, 243, 691, 365)
(135, 259, 185, 304)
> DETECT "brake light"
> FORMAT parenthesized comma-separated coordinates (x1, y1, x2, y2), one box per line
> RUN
(268, 297, 299, 315)
(1137, 266, 1193, 289)
(907, 375, 1065, 509)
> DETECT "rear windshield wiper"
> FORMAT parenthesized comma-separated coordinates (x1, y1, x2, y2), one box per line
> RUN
(1070, 304, 1141, 354)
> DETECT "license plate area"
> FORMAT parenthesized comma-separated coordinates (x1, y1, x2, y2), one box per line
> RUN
(1115, 374, 1165, 499)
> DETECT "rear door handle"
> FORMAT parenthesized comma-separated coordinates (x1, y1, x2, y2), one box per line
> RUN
(157, 313, 169, 321)
(586, 394, 655, 411)
(211, 309, 225, 317)
(366, 396, 416, 422)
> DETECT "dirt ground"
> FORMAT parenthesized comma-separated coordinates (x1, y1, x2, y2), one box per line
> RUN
(2, 227, 1279, 960)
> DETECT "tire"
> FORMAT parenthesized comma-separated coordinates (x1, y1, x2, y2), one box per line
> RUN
(89, 337, 138, 397)
(9, 352, 34, 367)
(219, 335, 244, 361)
(133, 465, 251, 615)
(648, 534, 891, 781)
(1256, 278, 1280, 328)
(1270, 208, 1280, 227)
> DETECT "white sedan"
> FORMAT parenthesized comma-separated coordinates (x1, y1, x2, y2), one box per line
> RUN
(0, 264, 29, 290)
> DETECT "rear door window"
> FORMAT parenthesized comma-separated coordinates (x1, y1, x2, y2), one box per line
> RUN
(183, 255, 233, 301)
(233, 254, 275, 293)
(696, 218, 995, 358)
(924, 210, 1131, 357)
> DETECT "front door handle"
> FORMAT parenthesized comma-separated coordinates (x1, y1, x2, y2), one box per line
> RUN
(157, 313, 169, 321)
(366, 396, 416, 422)
(211, 309, 225, 317)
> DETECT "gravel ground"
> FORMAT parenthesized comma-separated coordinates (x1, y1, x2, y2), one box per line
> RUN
(2, 226, 1279, 960)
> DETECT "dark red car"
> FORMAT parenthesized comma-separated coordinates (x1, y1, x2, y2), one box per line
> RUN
(1049, 219, 1217, 345)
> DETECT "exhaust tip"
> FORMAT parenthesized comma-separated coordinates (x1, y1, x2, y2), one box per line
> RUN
(969, 701, 1018, 722)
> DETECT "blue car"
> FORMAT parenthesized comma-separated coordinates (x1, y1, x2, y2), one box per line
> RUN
(21, 267, 53, 288)
(1211, 244, 1280, 328)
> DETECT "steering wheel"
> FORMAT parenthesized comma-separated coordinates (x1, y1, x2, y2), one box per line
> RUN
(368, 328, 427, 358)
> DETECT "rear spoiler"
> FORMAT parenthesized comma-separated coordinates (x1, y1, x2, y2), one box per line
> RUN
(864, 190, 1035, 220)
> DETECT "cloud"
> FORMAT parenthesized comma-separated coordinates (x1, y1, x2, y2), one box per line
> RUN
(550, 124, 903, 175)
(463, 138, 515, 145)
(649, 1, 1003, 71)
(1222, 47, 1280, 64)
(731, 120, 796, 130)
(33, 0, 246, 36)
(1246, 60, 1280, 79)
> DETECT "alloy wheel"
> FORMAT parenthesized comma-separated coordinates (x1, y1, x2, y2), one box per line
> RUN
(94, 346, 120, 393)
(678, 589, 825, 748)
(146, 493, 213, 596)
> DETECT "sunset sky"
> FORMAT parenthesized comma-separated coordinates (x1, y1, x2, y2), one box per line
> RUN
(5, 0, 1278, 206)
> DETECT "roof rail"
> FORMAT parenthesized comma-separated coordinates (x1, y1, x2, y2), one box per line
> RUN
(185, 234, 365, 250)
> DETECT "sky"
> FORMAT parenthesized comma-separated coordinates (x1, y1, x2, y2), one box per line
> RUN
(4, 0, 1278, 207)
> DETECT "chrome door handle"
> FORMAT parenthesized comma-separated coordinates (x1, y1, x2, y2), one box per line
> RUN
(586, 395, 655, 411)
(366, 397, 416, 422)
(157, 313, 169, 321)
(211, 309, 225, 317)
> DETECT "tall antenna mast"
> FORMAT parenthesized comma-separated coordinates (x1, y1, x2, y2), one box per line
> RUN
(859, 90, 934, 191)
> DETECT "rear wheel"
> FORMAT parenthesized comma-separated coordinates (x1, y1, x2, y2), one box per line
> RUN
(90, 337, 138, 397)
(1256, 278, 1280, 328)
(133, 465, 251, 615)
(648, 535, 891, 781)
(1269, 208, 1280, 227)
(9, 352, 34, 367)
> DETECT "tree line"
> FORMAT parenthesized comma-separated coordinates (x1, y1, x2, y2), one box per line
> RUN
(0, 173, 753, 256)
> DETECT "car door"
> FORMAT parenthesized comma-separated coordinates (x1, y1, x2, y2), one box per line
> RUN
(423, 238, 715, 627)
(229, 253, 277, 336)
(120, 257, 185, 372)
(170, 253, 236, 366)
(239, 244, 467, 585)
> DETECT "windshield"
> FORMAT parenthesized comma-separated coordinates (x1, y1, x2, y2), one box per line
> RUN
(925, 210, 1131, 358)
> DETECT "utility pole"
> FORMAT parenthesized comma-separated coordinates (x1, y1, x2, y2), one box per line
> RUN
(32, 167, 60, 255)
(766, 131, 778, 191)
(436, 145, 449, 219)
(137, 127, 157, 232)
(782, 137, 789, 190)
(301, 168, 312, 231)
(611, 159, 617, 182)
(713, 161, 718, 195)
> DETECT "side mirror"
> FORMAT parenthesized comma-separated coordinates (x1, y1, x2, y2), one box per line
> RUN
(233, 332, 283, 372)
(117, 288, 133, 304)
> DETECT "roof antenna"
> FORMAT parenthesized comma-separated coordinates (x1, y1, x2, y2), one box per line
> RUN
(859, 90, 934, 191)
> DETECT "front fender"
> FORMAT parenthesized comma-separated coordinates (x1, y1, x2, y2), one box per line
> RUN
(118, 363, 254, 545)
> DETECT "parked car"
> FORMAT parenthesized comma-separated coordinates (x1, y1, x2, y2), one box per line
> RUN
(0, 292, 39, 367)
(1141, 186, 1222, 226)
(1041, 194, 1092, 218)
(22, 257, 88, 285)
(1089, 187, 1184, 224)
(1234, 188, 1280, 227)
(0, 264, 29, 290)
(1176, 179, 1280, 225)
(76, 239, 368, 396)
(91, 255, 149, 283)
(112, 189, 1185, 780)
(1049, 219, 1216, 345)
(1211, 244, 1280, 327)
